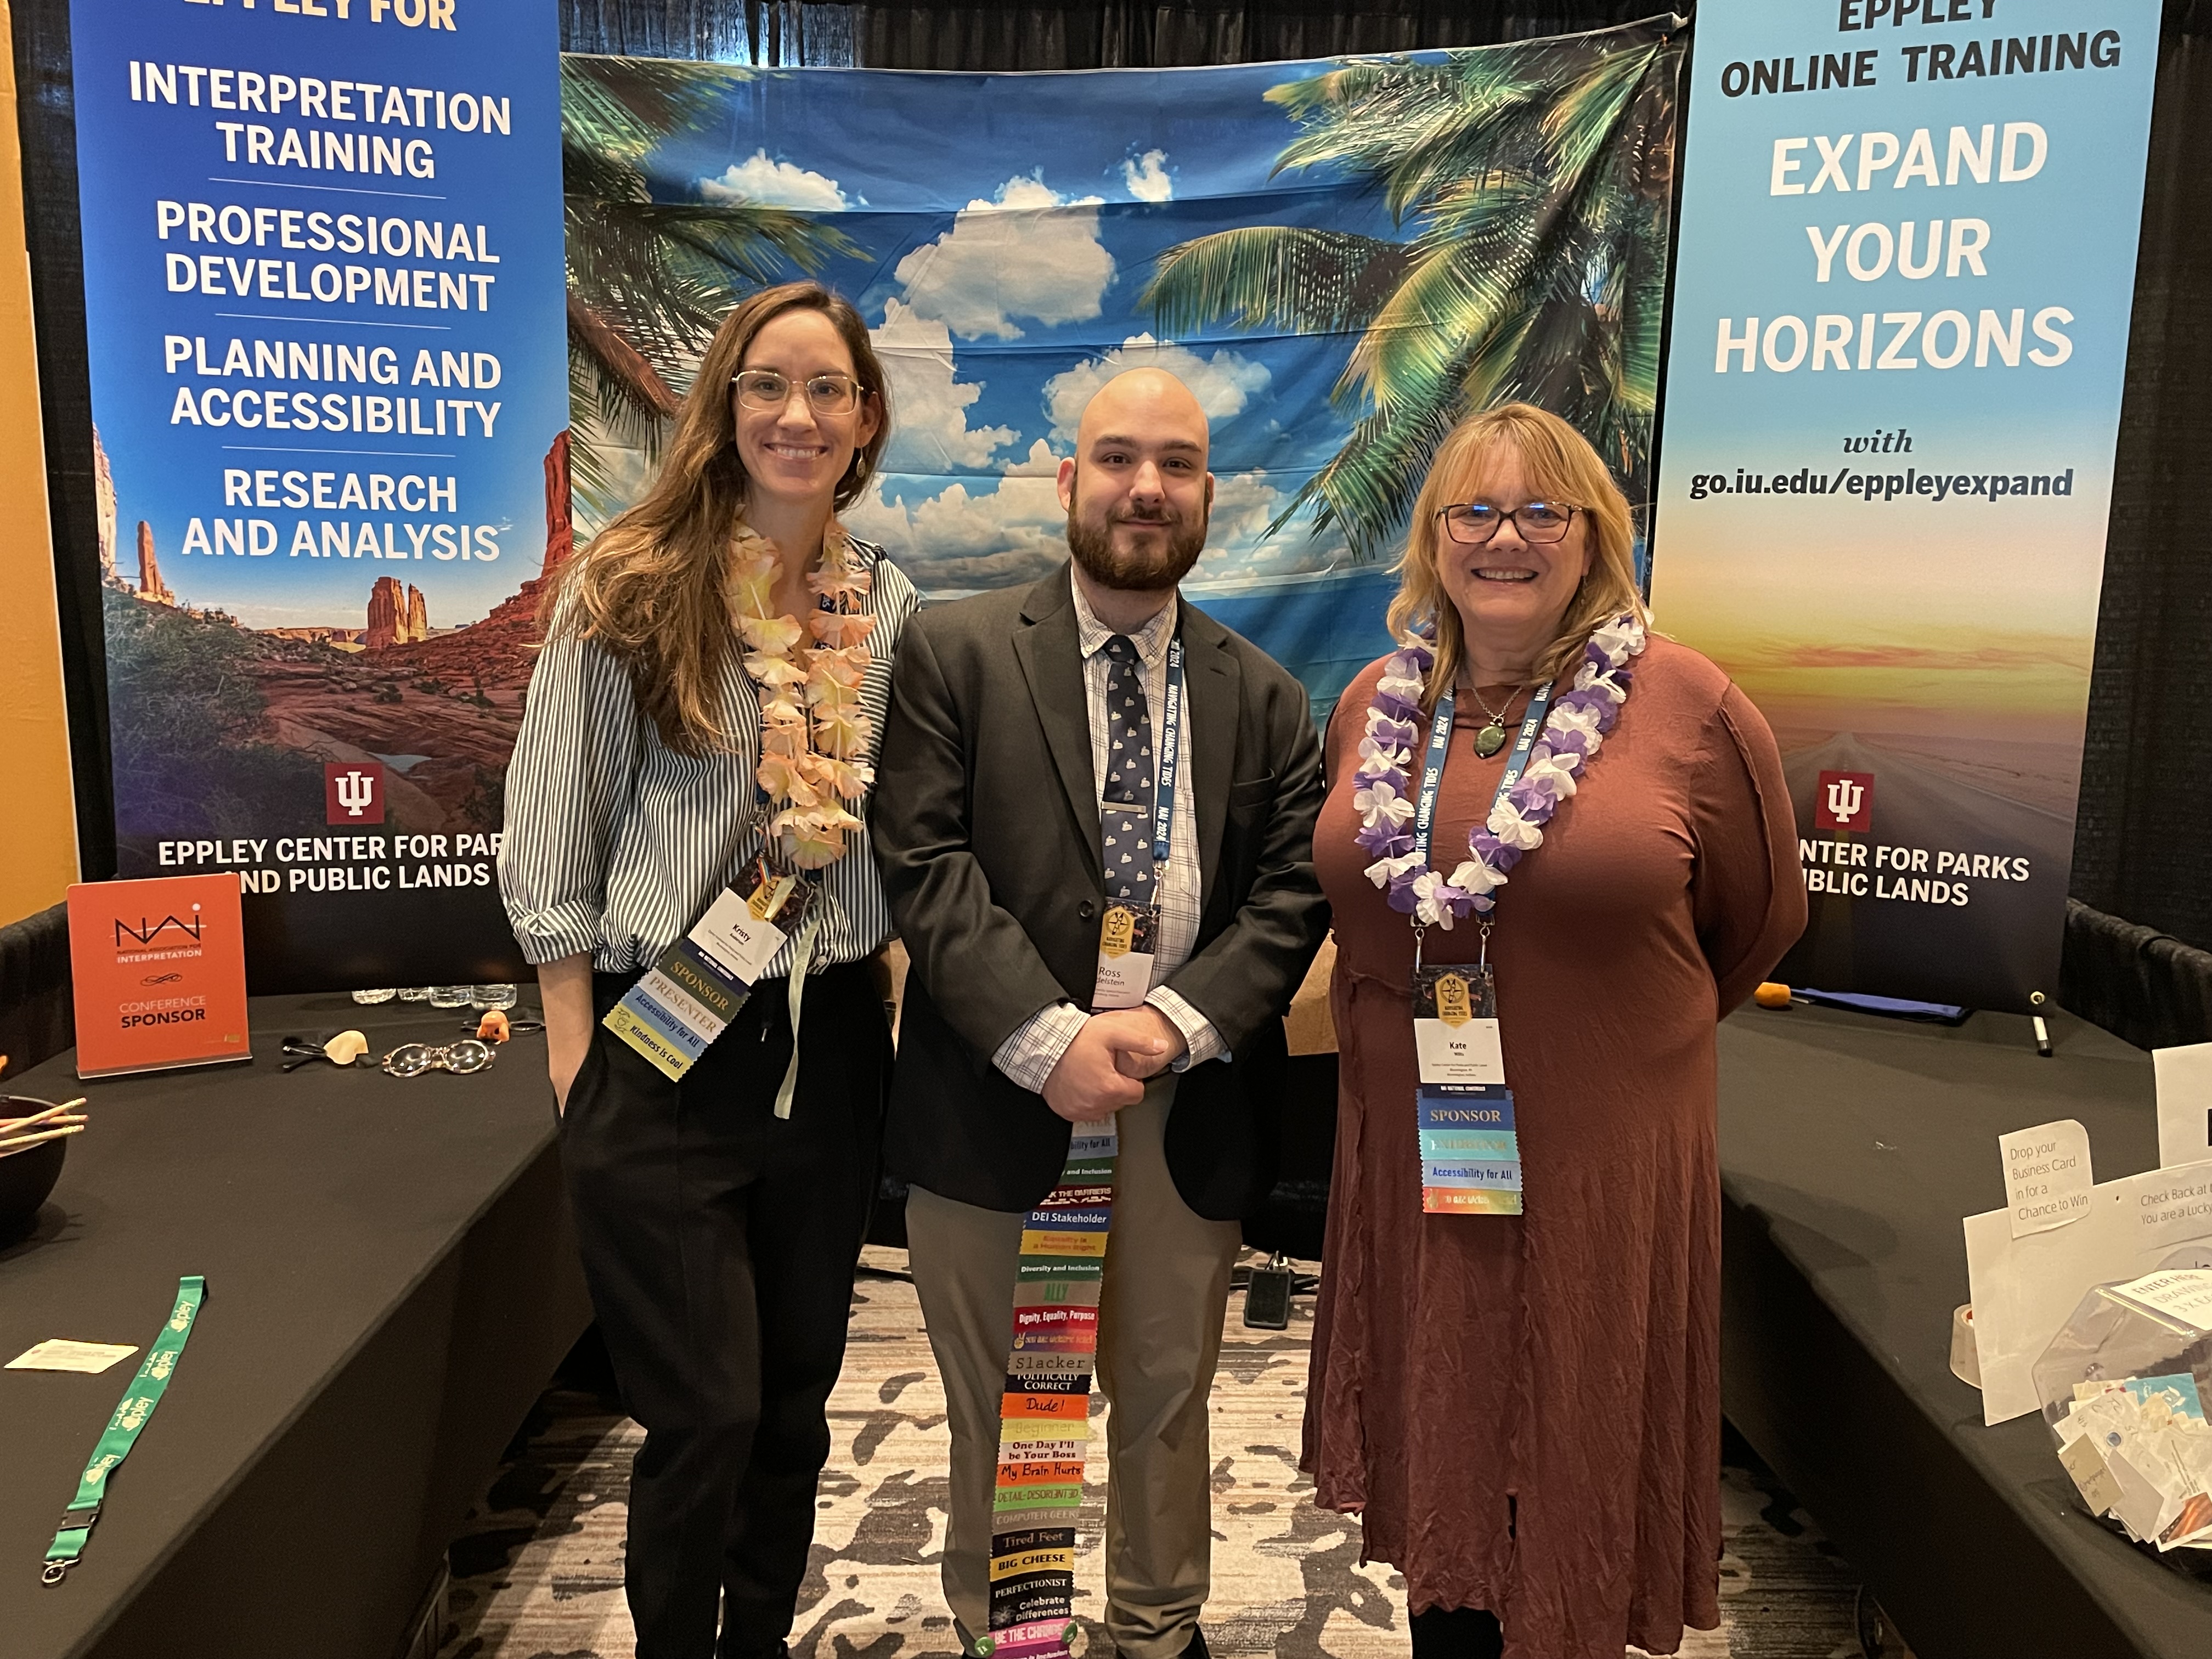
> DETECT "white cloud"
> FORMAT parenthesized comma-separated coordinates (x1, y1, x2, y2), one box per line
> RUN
(968, 174, 1104, 213)
(891, 173, 1115, 341)
(848, 464, 1071, 595)
(699, 150, 849, 212)
(1043, 334, 1272, 442)
(870, 300, 1017, 473)
(1123, 149, 1172, 203)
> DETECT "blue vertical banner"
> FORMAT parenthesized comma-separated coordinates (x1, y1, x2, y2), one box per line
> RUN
(71, 0, 569, 990)
(1650, 1, 2158, 1011)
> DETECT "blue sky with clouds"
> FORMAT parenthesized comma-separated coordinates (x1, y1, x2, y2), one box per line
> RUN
(620, 59, 1432, 602)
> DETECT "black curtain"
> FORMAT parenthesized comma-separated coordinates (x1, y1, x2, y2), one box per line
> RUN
(558, 1, 1667, 66)
(2070, 3, 2212, 955)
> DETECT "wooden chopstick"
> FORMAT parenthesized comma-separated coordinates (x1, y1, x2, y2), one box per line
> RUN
(0, 1098, 87, 1136)
(0, 1114, 85, 1133)
(0, 1122, 86, 1156)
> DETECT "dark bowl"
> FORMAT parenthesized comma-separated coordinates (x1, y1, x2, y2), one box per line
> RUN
(0, 1136, 66, 1245)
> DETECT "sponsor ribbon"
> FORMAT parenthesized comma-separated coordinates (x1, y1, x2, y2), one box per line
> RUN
(981, 1128, 1116, 1657)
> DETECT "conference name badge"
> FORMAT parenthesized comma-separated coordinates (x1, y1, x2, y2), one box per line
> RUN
(603, 858, 808, 1081)
(1410, 963, 1506, 1086)
(1410, 964, 1520, 1216)
(1091, 900, 1160, 1011)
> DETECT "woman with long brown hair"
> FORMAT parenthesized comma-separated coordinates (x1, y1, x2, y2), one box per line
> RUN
(1305, 404, 1804, 1659)
(499, 281, 916, 1659)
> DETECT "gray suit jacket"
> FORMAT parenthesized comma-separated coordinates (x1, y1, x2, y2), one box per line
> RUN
(872, 564, 1330, 1217)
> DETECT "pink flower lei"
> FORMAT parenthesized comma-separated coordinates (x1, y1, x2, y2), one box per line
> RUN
(1352, 614, 1646, 930)
(731, 521, 878, 871)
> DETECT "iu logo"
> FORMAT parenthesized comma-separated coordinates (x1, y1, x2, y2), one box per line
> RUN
(1815, 769, 1875, 833)
(325, 761, 386, 825)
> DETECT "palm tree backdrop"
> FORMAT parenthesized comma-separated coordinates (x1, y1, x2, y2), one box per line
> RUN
(562, 54, 862, 517)
(1141, 20, 1683, 559)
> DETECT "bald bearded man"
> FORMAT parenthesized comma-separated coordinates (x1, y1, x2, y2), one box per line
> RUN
(874, 370, 1329, 1659)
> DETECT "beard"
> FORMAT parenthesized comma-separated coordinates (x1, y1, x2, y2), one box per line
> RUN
(1065, 499, 1207, 592)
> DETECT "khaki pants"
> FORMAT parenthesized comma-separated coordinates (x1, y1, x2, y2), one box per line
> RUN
(906, 1078, 1243, 1659)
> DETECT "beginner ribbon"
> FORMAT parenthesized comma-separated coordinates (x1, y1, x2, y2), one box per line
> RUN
(43, 1275, 206, 1585)
(982, 1128, 1118, 1657)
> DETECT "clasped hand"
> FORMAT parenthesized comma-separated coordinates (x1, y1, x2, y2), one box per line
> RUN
(1041, 1007, 1187, 1122)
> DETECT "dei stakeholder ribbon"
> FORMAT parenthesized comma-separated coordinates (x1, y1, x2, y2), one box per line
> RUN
(986, 1130, 1118, 1656)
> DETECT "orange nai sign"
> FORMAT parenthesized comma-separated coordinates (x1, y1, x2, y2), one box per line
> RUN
(67, 873, 250, 1079)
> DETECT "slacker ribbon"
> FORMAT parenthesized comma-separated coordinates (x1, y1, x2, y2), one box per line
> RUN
(43, 1275, 206, 1585)
(981, 1128, 1118, 1658)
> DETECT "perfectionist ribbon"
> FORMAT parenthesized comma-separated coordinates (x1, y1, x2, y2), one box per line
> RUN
(981, 1128, 1118, 1657)
(43, 1275, 207, 1585)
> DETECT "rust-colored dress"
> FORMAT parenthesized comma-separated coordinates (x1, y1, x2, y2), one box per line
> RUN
(1304, 637, 1805, 1659)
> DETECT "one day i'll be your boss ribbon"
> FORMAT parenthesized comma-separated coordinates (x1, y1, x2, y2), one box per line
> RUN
(984, 1127, 1118, 1658)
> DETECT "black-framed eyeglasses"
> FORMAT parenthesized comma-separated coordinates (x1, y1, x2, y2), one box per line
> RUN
(1436, 501, 1579, 546)
(732, 369, 867, 415)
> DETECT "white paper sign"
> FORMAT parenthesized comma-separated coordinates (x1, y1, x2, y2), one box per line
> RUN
(2108, 1268, 2212, 1333)
(5, 1340, 139, 1373)
(2000, 1118, 2094, 1238)
(2156, 1042, 2212, 1170)
(1965, 1157, 2212, 1425)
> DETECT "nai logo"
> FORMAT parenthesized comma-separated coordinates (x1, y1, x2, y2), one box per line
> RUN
(325, 762, 386, 825)
(1815, 769, 1875, 833)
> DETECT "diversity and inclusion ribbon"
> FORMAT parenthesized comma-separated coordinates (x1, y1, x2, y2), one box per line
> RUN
(983, 1128, 1118, 1657)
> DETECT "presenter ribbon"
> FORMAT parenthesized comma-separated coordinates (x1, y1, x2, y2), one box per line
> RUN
(983, 1130, 1116, 1657)
(42, 1275, 206, 1584)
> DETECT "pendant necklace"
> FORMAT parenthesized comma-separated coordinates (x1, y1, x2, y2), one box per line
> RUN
(1465, 681, 1519, 758)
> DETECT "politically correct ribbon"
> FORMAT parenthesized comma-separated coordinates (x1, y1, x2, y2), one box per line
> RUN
(43, 1276, 206, 1585)
(983, 1129, 1118, 1658)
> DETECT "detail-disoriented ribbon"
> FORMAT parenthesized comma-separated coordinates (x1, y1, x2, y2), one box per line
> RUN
(981, 1128, 1117, 1657)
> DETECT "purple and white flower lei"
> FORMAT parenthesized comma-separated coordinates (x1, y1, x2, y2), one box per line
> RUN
(1352, 614, 1647, 929)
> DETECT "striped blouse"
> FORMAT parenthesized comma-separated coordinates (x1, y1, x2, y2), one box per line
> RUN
(497, 535, 921, 977)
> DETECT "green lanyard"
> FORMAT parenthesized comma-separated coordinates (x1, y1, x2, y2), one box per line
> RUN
(42, 1276, 206, 1585)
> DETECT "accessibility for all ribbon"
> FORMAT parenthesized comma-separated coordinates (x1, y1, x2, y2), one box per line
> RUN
(983, 1128, 1116, 1658)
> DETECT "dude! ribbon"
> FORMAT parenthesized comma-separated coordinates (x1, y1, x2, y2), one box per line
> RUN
(983, 1128, 1117, 1657)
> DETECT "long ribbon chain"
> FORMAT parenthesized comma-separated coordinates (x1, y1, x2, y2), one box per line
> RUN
(983, 1129, 1118, 1658)
(43, 1276, 207, 1584)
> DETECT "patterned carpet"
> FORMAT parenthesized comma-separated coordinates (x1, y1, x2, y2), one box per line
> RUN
(438, 1249, 1886, 1659)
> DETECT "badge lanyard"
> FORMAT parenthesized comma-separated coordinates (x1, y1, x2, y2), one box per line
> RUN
(43, 1276, 206, 1584)
(1091, 636, 1183, 1011)
(1408, 680, 1551, 1220)
(1409, 678, 1554, 969)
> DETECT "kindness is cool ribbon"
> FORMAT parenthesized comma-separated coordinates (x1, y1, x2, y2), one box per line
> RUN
(981, 1128, 1117, 1657)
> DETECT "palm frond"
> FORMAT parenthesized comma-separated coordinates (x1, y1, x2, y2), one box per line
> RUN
(1141, 227, 1409, 339)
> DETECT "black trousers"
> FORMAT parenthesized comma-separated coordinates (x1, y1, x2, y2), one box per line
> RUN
(563, 961, 889, 1659)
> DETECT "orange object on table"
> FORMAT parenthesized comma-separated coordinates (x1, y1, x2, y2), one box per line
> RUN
(1753, 982, 1794, 1009)
(476, 1011, 512, 1043)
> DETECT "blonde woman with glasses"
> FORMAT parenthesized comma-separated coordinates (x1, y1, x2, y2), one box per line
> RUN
(1302, 404, 1804, 1659)
(500, 282, 916, 1659)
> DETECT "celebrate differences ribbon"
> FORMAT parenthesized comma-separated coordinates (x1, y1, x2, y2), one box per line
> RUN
(982, 1128, 1118, 1657)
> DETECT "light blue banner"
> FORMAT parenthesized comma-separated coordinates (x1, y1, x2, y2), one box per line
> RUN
(1651, 0, 2159, 1011)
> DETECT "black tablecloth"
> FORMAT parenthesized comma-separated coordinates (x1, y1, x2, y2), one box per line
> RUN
(1718, 1002, 2212, 1659)
(0, 993, 590, 1659)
